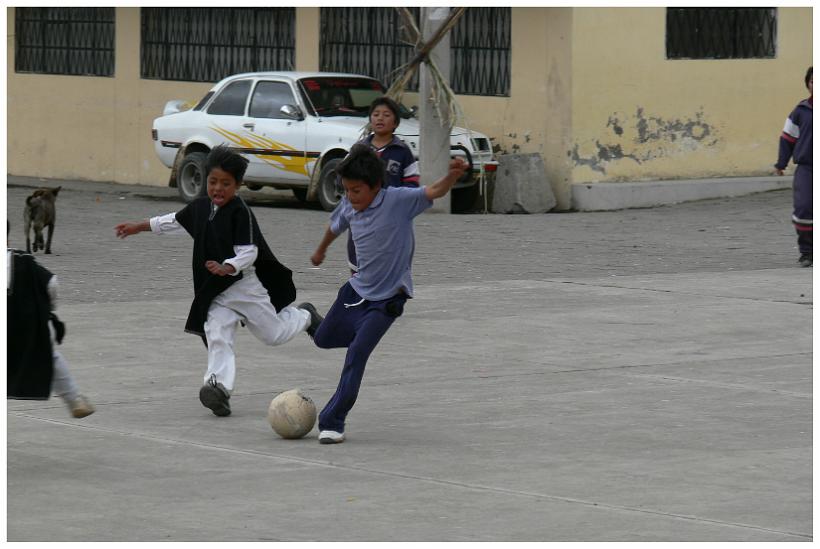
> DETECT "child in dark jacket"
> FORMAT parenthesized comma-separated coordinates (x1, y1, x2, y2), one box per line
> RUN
(775, 66, 813, 267)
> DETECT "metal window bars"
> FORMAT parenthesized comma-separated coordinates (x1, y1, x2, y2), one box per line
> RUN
(450, 7, 511, 96)
(320, 8, 421, 91)
(140, 8, 295, 82)
(15, 7, 115, 76)
(320, 7, 511, 97)
(666, 7, 777, 59)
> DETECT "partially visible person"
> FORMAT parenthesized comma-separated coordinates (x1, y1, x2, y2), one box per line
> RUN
(775, 66, 813, 267)
(8, 230, 95, 418)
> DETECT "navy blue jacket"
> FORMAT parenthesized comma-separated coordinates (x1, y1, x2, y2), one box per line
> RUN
(776, 98, 813, 169)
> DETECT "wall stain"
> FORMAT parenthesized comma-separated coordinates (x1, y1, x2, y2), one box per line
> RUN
(573, 107, 720, 175)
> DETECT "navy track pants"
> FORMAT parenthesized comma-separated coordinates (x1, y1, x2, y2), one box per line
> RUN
(313, 282, 406, 432)
(793, 164, 813, 254)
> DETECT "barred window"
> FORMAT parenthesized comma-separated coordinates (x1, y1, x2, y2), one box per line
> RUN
(666, 8, 777, 59)
(320, 7, 510, 97)
(15, 7, 115, 77)
(141, 8, 295, 82)
(319, 8, 420, 91)
(451, 7, 510, 96)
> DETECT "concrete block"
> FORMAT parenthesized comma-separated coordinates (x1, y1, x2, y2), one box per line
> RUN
(491, 153, 556, 214)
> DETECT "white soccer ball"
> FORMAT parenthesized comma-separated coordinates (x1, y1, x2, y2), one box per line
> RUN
(267, 388, 317, 439)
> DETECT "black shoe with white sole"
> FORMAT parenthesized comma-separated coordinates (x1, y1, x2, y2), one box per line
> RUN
(298, 302, 324, 337)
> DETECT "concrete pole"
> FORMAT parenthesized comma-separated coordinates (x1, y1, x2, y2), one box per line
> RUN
(418, 7, 452, 214)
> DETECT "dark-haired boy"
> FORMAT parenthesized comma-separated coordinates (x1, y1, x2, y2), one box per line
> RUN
(775, 66, 813, 267)
(115, 145, 322, 416)
(345, 96, 419, 273)
(310, 143, 467, 444)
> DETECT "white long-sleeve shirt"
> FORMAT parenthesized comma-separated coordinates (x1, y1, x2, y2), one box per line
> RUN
(149, 212, 258, 275)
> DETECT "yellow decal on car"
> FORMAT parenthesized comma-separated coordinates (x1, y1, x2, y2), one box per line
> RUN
(210, 125, 310, 177)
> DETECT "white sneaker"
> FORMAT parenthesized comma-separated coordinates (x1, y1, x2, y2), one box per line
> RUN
(318, 430, 345, 444)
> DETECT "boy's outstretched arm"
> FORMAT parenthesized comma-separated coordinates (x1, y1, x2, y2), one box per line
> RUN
(424, 158, 469, 201)
(115, 220, 150, 238)
(311, 226, 339, 266)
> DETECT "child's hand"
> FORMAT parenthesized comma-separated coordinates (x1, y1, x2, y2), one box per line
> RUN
(448, 158, 469, 181)
(205, 260, 236, 276)
(311, 250, 325, 266)
(115, 222, 140, 239)
(775, 168, 785, 176)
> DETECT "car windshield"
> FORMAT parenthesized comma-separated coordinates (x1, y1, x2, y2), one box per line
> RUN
(298, 77, 412, 118)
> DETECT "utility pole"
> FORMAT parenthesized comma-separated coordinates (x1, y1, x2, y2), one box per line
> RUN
(418, 6, 452, 214)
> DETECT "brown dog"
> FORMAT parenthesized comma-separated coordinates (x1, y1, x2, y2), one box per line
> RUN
(24, 186, 61, 254)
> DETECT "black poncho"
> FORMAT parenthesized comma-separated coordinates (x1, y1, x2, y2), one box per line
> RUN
(7, 249, 55, 399)
(174, 196, 296, 337)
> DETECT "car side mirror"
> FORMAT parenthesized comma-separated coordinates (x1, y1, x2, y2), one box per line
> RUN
(280, 104, 304, 121)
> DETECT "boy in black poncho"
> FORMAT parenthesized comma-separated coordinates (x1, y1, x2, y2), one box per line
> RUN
(115, 145, 322, 417)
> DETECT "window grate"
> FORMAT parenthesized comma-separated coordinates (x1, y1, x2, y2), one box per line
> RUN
(15, 7, 115, 76)
(666, 7, 777, 59)
(141, 8, 295, 82)
(319, 8, 420, 91)
(320, 7, 511, 97)
(451, 7, 510, 96)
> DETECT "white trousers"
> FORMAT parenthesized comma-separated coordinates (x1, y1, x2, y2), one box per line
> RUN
(203, 271, 310, 392)
(52, 349, 79, 402)
(49, 323, 79, 402)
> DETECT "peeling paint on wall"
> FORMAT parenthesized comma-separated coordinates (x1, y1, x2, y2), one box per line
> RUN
(572, 107, 720, 176)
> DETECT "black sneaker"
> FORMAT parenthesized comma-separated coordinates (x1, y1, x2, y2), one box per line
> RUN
(799, 253, 813, 267)
(199, 374, 231, 417)
(298, 302, 324, 337)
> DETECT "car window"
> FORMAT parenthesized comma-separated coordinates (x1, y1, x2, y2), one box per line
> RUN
(207, 80, 252, 116)
(192, 91, 214, 112)
(249, 81, 297, 119)
(299, 77, 385, 117)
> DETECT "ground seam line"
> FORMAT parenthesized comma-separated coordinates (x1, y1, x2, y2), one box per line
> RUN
(10, 412, 811, 540)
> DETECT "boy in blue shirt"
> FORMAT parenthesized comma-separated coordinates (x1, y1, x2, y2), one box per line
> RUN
(775, 66, 813, 267)
(309, 144, 467, 444)
(346, 96, 420, 273)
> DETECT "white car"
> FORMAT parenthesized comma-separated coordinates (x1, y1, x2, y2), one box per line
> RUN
(152, 71, 497, 211)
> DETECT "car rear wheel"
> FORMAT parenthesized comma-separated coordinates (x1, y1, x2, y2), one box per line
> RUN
(177, 151, 209, 202)
(317, 158, 344, 211)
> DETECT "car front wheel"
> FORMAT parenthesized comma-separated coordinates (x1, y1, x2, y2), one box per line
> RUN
(317, 158, 344, 211)
(177, 151, 209, 202)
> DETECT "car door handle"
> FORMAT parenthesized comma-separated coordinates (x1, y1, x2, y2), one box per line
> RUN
(242, 123, 255, 130)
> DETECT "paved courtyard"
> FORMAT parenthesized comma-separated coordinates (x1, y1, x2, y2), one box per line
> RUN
(6, 176, 812, 541)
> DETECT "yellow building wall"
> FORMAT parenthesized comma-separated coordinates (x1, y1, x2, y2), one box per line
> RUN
(6, 6, 812, 205)
(569, 7, 813, 184)
(7, 7, 215, 186)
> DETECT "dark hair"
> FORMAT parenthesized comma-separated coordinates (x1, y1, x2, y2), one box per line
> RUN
(206, 144, 249, 183)
(369, 96, 401, 126)
(337, 144, 386, 189)
(805, 66, 813, 89)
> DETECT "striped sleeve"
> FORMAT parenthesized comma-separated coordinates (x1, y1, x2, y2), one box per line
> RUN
(401, 147, 420, 186)
(781, 116, 800, 143)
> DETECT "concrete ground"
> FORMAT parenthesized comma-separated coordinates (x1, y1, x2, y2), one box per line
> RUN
(5, 176, 812, 542)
